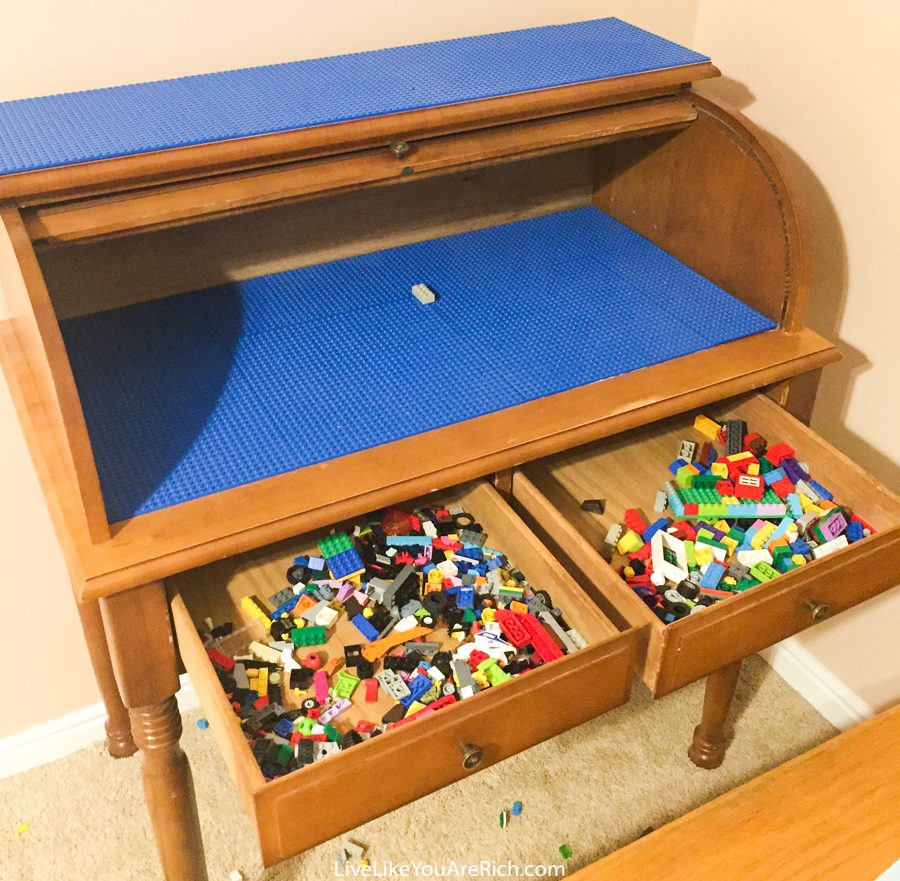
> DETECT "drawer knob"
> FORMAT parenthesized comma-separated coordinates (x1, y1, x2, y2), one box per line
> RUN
(390, 140, 411, 160)
(460, 743, 484, 770)
(806, 600, 831, 621)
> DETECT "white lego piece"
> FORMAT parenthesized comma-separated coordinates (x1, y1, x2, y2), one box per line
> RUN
(736, 548, 774, 567)
(436, 559, 459, 577)
(423, 520, 439, 538)
(230, 871, 245, 881)
(315, 606, 339, 628)
(678, 440, 697, 462)
(280, 647, 300, 672)
(395, 614, 420, 632)
(651, 529, 689, 583)
(566, 628, 587, 650)
(411, 283, 436, 304)
(650, 570, 667, 588)
(654, 490, 669, 512)
(812, 534, 849, 559)
(605, 524, 623, 547)
(428, 666, 446, 682)
(247, 641, 281, 664)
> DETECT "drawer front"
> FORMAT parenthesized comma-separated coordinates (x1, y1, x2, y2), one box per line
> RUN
(170, 479, 638, 865)
(514, 393, 900, 696)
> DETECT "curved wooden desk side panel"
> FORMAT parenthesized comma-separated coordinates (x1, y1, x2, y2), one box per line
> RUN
(593, 91, 810, 333)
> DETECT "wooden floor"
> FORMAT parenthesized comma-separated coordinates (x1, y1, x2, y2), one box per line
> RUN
(573, 704, 900, 881)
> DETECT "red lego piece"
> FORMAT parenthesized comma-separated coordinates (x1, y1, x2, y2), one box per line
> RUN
(364, 678, 379, 703)
(624, 575, 652, 587)
(770, 475, 795, 499)
(716, 480, 735, 496)
(381, 507, 420, 535)
(290, 732, 301, 746)
(725, 456, 755, 481)
(302, 652, 322, 670)
(699, 587, 732, 598)
(206, 648, 235, 671)
(684, 503, 699, 515)
(624, 508, 648, 534)
(716, 428, 727, 445)
(432, 537, 463, 552)
(765, 442, 795, 467)
(396, 551, 415, 565)
(520, 614, 564, 664)
(355, 720, 376, 734)
(672, 520, 697, 540)
(628, 542, 652, 561)
(467, 649, 490, 670)
(851, 514, 876, 534)
(494, 610, 531, 648)
(253, 695, 269, 710)
(391, 694, 457, 728)
(307, 707, 320, 720)
(734, 474, 765, 500)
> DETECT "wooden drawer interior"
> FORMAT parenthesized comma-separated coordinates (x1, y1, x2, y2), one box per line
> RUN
(169, 479, 637, 865)
(514, 393, 900, 696)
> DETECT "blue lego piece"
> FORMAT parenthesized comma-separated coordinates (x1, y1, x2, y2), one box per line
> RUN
(643, 518, 669, 542)
(327, 547, 365, 580)
(60, 207, 775, 521)
(763, 467, 786, 486)
(512, 801, 522, 816)
(0, 20, 707, 176)
(486, 558, 503, 570)
(457, 587, 475, 609)
(669, 458, 688, 475)
(269, 595, 300, 620)
(787, 493, 804, 518)
(699, 562, 726, 589)
(727, 504, 758, 519)
(351, 614, 380, 643)
(196, 719, 209, 729)
(399, 673, 434, 708)
(769, 517, 794, 543)
(273, 718, 294, 739)
(307, 556, 325, 571)
(806, 479, 833, 501)
(667, 493, 685, 516)
(846, 521, 864, 543)
(293, 556, 309, 567)
(386, 536, 433, 546)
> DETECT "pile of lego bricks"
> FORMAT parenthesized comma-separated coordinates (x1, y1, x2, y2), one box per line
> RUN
(202, 505, 587, 780)
(605, 415, 876, 624)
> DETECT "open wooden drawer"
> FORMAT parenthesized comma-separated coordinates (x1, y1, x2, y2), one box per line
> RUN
(168, 479, 638, 865)
(512, 393, 900, 697)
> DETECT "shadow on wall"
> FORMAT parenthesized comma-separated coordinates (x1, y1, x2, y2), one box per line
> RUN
(697, 77, 900, 496)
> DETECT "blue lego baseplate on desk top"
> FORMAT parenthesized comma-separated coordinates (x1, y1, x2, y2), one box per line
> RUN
(60, 206, 775, 523)
(0, 19, 708, 176)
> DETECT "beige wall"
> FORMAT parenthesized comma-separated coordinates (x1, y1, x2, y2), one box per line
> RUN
(695, 1, 900, 711)
(0, 2, 698, 739)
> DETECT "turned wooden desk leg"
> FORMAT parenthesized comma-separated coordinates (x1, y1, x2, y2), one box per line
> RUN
(689, 659, 743, 770)
(100, 582, 208, 881)
(76, 597, 136, 757)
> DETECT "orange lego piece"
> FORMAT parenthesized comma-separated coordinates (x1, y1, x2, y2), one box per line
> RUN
(322, 657, 342, 677)
(362, 626, 434, 662)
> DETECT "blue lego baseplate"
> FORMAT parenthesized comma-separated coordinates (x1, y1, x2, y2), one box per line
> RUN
(59, 206, 776, 522)
(0, 19, 707, 176)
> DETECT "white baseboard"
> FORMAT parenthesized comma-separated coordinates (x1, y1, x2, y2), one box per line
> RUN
(760, 637, 874, 731)
(0, 674, 199, 781)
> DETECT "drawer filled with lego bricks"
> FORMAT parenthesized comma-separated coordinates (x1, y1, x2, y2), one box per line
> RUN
(168, 479, 638, 865)
(511, 392, 900, 697)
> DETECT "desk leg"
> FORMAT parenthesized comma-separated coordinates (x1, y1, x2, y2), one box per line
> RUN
(766, 368, 822, 427)
(100, 582, 208, 881)
(76, 597, 136, 757)
(689, 659, 742, 770)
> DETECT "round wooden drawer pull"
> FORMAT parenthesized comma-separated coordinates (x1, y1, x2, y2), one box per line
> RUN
(806, 600, 832, 621)
(460, 743, 484, 770)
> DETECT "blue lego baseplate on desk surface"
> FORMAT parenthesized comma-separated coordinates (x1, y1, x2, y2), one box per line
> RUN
(59, 206, 776, 522)
(0, 19, 707, 176)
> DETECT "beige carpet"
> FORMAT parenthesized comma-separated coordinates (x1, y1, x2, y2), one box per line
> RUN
(0, 655, 836, 881)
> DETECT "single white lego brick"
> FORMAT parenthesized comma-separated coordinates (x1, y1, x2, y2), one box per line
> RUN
(566, 628, 587, 650)
(736, 548, 774, 567)
(247, 641, 281, 664)
(678, 440, 697, 462)
(654, 490, 669, 512)
(411, 283, 436, 304)
(812, 534, 849, 559)
(315, 606, 339, 628)
(604, 524, 623, 547)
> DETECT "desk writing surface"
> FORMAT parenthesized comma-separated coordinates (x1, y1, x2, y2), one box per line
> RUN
(0, 18, 707, 176)
(59, 206, 774, 522)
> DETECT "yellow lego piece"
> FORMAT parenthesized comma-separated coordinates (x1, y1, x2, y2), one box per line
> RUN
(616, 529, 644, 555)
(710, 462, 729, 478)
(256, 667, 268, 694)
(481, 607, 497, 622)
(240, 595, 272, 631)
(722, 576, 737, 586)
(472, 671, 490, 689)
(405, 701, 426, 716)
(362, 607, 374, 618)
(713, 519, 731, 533)
(694, 545, 714, 567)
(292, 617, 305, 629)
(721, 495, 740, 505)
(15, 824, 28, 834)
(791, 554, 807, 566)
(798, 493, 814, 511)
(751, 523, 776, 549)
(248, 641, 281, 664)
(694, 415, 721, 438)
(747, 463, 760, 475)
(721, 535, 739, 555)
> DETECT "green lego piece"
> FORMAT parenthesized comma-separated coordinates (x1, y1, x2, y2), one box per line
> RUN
(750, 561, 779, 582)
(334, 669, 360, 700)
(559, 845, 572, 860)
(478, 658, 512, 686)
(323, 723, 341, 742)
(733, 579, 758, 592)
(318, 532, 354, 559)
(274, 743, 293, 766)
(758, 457, 775, 474)
(693, 474, 718, 489)
(779, 560, 798, 574)
(463, 608, 477, 623)
(675, 465, 696, 488)
(727, 527, 746, 542)
(414, 607, 431, 620)
(292, 625, 326, 647)
(295, 716, 315, 735)
(771, 545, 792, 563)
(684, 540, 696, 569)
(420, 683, 442, 704)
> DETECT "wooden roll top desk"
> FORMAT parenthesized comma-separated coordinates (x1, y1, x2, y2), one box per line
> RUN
(1, 19, 898, 880)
